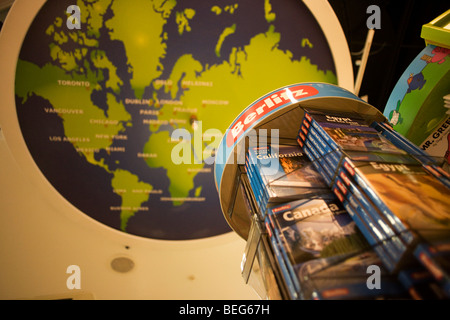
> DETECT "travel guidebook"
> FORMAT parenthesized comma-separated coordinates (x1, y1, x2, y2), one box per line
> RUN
(333, 174, 405, 267)
(372, 121, 450, 189)
(331, 183, 397, 272)
(302, 108, 407, 155)
(297, 127, 340, 183)
(342, 159, 450, 242)
(297, 250, 408, 300)
(265, 222, 299, 300)
(266, 197, 371, 299)
(413, 241, 450, 297)
(397, 266, 447, 299)
(342, 158, 450, 291)
(246, 144, 329, 215)
(297, 136, 334, 186)
(297, 108, 417, 187)
(335, 167, 409, 260)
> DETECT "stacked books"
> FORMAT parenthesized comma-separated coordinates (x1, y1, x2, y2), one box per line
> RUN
(245, 144, 329, 217)
(265, 197, 409, 300)
(371, 120, 450, 189)
(297, 107, 450, 297)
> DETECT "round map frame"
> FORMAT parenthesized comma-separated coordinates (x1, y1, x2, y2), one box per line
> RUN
(0, 0, 354, 242)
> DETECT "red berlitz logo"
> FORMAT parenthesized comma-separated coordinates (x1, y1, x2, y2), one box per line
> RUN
(272, 204, 291, 213)
(226, 85, 319, 147)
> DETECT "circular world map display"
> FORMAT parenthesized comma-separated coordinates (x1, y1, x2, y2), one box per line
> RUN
(14, 0, 338, 240)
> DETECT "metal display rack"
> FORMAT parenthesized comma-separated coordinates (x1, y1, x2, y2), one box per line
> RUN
(214, 82, 392, 299)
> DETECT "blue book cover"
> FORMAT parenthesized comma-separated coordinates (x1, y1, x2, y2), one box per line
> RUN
(247, 144, 329, 209)
(265, 220, 301, 300)
(267, 197, 370, 298)
(298, 136, 332, 186)
(303, 108, 407, 155)
(301, 125, 341, 180)
(304, 138, 335, 184)
(245, 155, 263, 214)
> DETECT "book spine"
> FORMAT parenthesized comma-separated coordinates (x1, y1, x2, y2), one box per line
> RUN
(373, 122, 450, 189)
(334, 174, 405, 267)
(336, 167, 409, 257)
(247, 147, 273, 217)
(342, 158, 416, 243)
(372, 121, 434, 164)
(316, 278, 407, 300)
(272, 227, 303, 297)
(303, 110, 340, 151)
(298, 137, 332, 186)
(331, 185, 396, 272)
(422, 164, 450, 189)
(413, 242, 450, 298)
(245, 152, 264, 216)
(303, 112, 342, 166)
(303, 124, 340, 182)
(303, 136, 334, 186)
(298, 116, 336, 185)
(333, 175, 401, 272)
(265, 219, 300, 300)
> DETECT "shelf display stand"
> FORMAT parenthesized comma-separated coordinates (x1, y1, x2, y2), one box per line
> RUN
(214, 82, 450, 300)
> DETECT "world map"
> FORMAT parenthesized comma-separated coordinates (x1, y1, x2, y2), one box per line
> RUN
(14, 0, 337, 240)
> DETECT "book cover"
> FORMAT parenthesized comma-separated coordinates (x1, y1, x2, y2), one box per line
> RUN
(343, 158, 450, 254)
(267, 197, 370, 298)
(414, 241, 450, 298)
(298, 250, 408, 300)
(265, 220, 301, 300)
(303, 108, 407, 155)
(371, 121, 433, 161)
(249, 144, 326, 187)
(247, 144, 329, 211)
(298, 137, 332, 186)
(332, 184, 396, 272)
(397, 267, 446, 300)
(303, 138, 335, 184)
(371, 122, 450, 188)
(334, 174, 405, 267)
(336, 167, 409, 260)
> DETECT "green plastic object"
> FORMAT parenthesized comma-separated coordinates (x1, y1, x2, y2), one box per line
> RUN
(421, 9, 450, 49)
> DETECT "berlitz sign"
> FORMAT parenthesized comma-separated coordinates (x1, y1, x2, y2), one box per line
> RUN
(226, 85, 319, 147)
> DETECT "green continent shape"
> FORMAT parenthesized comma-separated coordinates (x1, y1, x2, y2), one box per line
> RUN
(91, 49, 123, 93)
(152, 25, 336, 204)
(161, 25, 336, 135)
(76, 0, 113, 38)
(215, 24, 236, 58)
(143, 131, 204, 206)
(111, 169, 153, 231)
(46, 0, 122, 98)
(264, 0, 276, 23)
(106, 0, 176, 99)
(176, 8, 196, 35)
(15, 60, 130, 168)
